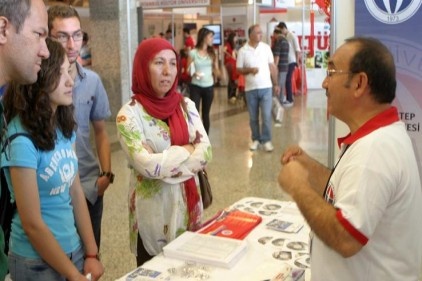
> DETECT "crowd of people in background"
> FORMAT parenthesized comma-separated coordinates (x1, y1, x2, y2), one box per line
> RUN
(154, 22, 301, 137)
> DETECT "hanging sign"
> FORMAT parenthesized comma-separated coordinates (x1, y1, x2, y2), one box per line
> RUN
(274, 0, 295, 8)
(256, 0, 272, 7)
(355, 1, 422, 166)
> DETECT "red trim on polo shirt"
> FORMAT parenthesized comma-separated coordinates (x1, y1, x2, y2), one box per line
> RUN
(337, 106, 399, 148)
(336, 210, 368, 245)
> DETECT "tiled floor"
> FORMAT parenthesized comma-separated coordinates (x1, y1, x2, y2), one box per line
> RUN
(99, 87, 328, 280)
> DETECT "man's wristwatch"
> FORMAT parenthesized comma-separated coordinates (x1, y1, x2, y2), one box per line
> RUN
(99, 171, 115, 184)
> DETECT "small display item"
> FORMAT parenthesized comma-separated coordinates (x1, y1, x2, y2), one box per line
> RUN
(263, 204, 282, 211)
(286, 241, 308, 251)
(272, 250, 292, 261)
(294, 255, 311, 269)
(125, 267, 163, 281)
(258, 236, 273, 245)
(266, 219, 304, 233)
(271, 238, 286, 247)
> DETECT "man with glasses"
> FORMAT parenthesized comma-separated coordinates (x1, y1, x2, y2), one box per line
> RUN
(48, 5, 112, 250)
(0, 0, 50, 278)
(278, 37, 422, 280)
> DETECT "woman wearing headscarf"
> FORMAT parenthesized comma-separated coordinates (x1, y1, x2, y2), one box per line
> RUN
(116, 38, 212, 266)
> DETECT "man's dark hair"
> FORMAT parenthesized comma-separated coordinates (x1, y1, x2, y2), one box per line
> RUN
(83, 31, 89, 42)
(346, 36, 396, 103)
(248, 24, 259, 37)
(47, 5, 80, 34)
(226, 32, 236, 49)
(0, 0, 31, 33)
(273, 28, 282, 35)
(183, 27, 190, 34)
(277, 22, 287, 29)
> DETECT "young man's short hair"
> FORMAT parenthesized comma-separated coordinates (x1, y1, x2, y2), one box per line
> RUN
(47, 5, 80, 33)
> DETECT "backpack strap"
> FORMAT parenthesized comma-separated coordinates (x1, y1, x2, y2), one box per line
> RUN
(1, 132, 34, 185)
(1, 132, 33, 154)
(0, 132, 34, 256)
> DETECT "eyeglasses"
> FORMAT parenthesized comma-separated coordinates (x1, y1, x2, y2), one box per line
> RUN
(326, 69, 354, 78)
(51, 31, 83, 44)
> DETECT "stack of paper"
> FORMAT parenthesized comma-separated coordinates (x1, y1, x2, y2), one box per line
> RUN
(266, 218, 304, 233)
(163, 231, 248, 268)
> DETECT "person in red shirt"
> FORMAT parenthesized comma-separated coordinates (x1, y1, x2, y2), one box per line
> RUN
(224, 32, 239, 104)
(178, 48, 191, 96)
(183, 27, 195, 52)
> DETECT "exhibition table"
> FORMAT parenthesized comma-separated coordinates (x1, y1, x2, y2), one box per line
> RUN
(116, 197, 311, 281)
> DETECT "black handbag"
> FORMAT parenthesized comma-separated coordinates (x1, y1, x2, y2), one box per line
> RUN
(198, 169, 212, 209)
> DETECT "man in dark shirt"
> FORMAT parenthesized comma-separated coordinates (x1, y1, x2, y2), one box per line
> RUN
(272, 28, 290, 106)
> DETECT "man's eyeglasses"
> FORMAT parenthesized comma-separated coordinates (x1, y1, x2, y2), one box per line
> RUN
(326, 69, 354, 78)
(51, 31, 83, 44)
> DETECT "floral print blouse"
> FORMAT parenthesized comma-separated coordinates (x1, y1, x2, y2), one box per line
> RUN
(116, 97, 212, 256)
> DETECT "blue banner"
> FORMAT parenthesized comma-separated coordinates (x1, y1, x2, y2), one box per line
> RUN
(355, 1, 422, 164)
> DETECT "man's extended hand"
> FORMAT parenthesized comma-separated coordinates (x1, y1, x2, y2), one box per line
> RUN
(278, 160, 309, 196)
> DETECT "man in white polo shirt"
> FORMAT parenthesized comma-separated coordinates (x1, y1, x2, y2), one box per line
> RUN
(278, 37, 422, 281)
(237, 24, 279, 152)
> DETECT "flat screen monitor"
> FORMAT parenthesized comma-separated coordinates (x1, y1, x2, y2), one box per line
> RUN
(183, 23, 197, 31)
(203, 24, 222, 46)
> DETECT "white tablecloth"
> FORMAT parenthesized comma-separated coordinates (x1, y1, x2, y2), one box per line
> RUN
(116, 197, 311, 281)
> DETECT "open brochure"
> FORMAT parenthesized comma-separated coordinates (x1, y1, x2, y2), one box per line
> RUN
(163, 231, 248, 268)
(198, 209, 262, 240)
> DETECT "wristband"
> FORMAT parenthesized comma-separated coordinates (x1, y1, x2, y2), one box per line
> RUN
(99, 171, 115, 184)
(84, 253, 101, 260)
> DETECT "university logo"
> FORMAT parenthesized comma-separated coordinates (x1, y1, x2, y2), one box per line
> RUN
(365, 0, 422, 24)
(324, 183, 335, 205)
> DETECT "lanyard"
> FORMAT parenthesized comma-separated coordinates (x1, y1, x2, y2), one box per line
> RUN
(322, 145, 350, 200)
(310, 144, 350, 256)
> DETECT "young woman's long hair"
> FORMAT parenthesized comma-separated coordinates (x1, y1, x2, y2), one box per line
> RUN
(195, 27, 216, 61)
(226, 32, 236, 50)
(3, 38, 76, 151)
